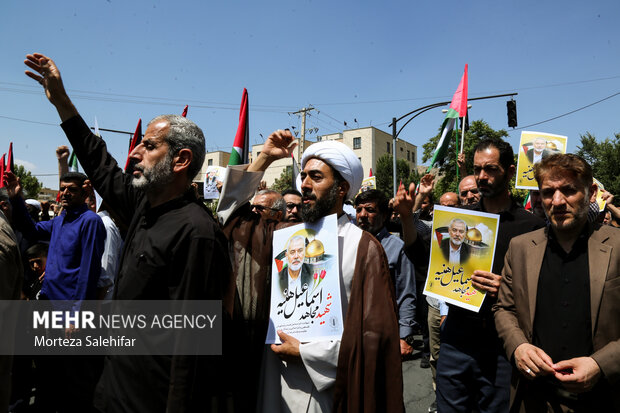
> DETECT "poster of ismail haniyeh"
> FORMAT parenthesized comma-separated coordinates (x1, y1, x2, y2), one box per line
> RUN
(265, 214, 343, 344)
(423, 206, 500, 312)
(516, 131, 567, 190)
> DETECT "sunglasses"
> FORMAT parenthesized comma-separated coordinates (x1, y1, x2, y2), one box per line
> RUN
(286, 203, 302, 210)
(251, 204, 279, 213)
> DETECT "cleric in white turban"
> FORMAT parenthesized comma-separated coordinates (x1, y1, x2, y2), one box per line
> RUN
(298, 140, 364, 200)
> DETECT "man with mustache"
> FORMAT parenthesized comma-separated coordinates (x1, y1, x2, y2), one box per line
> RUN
(494, 154, 620, 411)
(23, 53, 233, 412)
(435, 138, 545, 413)
(440, 218, 471, 265)
(458, 175, 480, 206)
(278, 235, 312, 295)
(218, 136, 403, 412)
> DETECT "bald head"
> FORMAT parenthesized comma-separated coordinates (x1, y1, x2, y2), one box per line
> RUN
(440, 192, 459, 207)
(458, 175, 480, 206)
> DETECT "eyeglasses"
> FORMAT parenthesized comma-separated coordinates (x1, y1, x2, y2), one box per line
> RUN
(460, 188, 479, 197)
(286, 203, 302, 210)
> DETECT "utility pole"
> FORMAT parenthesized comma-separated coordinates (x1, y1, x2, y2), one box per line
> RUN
(291, 106, 316, 161)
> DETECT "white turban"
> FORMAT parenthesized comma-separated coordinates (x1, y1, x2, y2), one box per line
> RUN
(298, 141, 363, 200)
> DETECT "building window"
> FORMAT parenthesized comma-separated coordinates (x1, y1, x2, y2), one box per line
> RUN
(317, 136, 322, 141)
(353, 137, 361, 149)
(386, 142, 390, 153)
(400, 147, 404, 152)
(407, 151, 410, 161)
(208, 159, 213, 166)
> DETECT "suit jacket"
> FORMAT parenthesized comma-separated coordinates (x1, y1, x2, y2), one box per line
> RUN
(526, 148, 551, 164)
(278, 263, 313, 294)
(494, 225, 620, 410)
(440, 237, 471, 264)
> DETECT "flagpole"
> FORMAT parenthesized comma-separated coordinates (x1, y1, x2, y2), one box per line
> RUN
(455, 122, 460, 183)
(460, 112, 466, 154)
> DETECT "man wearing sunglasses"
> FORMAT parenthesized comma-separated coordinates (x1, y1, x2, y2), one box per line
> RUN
(251, 189, 285, 222)
(281, 189, 302, 223)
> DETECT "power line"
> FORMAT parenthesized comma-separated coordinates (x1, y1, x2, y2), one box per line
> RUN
(514, 91, 620, 130)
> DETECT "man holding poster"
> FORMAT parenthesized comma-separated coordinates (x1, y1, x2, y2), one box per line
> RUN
(435, 138, 545, 413)
(218, 135, 402, 412)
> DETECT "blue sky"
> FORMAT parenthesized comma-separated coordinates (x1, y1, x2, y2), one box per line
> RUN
(1, 0, 619, 189)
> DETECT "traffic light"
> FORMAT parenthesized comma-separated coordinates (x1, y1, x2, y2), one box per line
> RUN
(507, 100, 517, 128)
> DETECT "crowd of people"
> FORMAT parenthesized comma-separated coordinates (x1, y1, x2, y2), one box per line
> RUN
(0, 52, 618, 413)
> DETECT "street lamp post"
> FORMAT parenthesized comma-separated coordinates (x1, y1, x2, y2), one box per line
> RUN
(389, 92, 517, 197)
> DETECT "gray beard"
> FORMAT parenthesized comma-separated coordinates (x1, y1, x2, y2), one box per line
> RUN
(301, 182, 340, 223)
(131, 153, 174, 192)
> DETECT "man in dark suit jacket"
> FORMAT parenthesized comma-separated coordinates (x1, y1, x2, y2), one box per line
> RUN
(278, 263, 313, 294)
(494, 154, 620, 411)
(440, 218, 471, 264)
(526, 138, 552, 164)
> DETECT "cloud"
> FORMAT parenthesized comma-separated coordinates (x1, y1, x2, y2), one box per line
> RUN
(15, 159, 37, 171)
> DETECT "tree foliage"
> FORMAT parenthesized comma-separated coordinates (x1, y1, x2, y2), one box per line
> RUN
(375, 154, 419, 199)
(271, 166, 294, 193)
(421, 120, 514, 199)
(576, 132, 620, 199)
(14, 164, 43, 198)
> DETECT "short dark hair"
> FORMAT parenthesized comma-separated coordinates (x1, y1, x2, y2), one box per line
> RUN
(282, 189, 302, 197)
(474, 138, 514, 171)
(59, 172, 88, 187)
(25, 242, 49, 259)
(534, 153, 593, 192)
(354, 189, 389, 216)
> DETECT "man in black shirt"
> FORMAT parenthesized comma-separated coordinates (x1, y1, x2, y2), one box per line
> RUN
(24, 53, 233, 412)
(495, 154, 620, 411)
(435, 139, 545, 413)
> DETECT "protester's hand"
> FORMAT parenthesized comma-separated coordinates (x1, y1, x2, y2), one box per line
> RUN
(457, 153, 466, 173)
(258, 180, 267, 191)
(261, 130, 297, 161)
(514, 343, 555, 380)
(38, 271, 45, 282)
(440, 316, 446, 327)
(40, 201, 50, 211)
(601, 190, 614, 205)
(65, 324, 78, 339)
(400, 339, 414, 359)
(393, 182, 415, 219)
(216, 181, 223, 193)
(24, 54, 68, 104)
(270, 330, 301, 361)
(3, 172, 23, 199)
(553, 357, 601, 393)
(418, 174, 435, 196)
(56, 145, 70, 162)
(470, 270, 501, 297)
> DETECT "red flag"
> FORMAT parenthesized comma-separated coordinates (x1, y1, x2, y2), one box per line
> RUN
(124, 119, 142, 172)
(181, 105, 188, 117)
(228, 88, 249, 165)
(0, 154, 5, 188)
(369, 168, 373, 177)
(7, 142, 14, 173)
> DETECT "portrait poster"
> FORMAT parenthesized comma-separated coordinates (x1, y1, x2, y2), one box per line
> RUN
(265, 214, 343, 344)
(593, 178, 606, 212)
(516, 131, 567, 190)
(423, 206, 500, 312)
(358, 176, 377, 195)
(203, 166, 226, 199)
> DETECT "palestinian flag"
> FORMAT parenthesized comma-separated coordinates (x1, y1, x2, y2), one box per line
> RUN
(68, 151, 79, 172)
(523, 192, 532, 210)
(291, 154, 300, 189)
(124, 119, 142, 172)
(427, 64, 468, 171)
(6, 142, 14, 173)
(228, 88, 249, 165)
(182, 105, 188, 117)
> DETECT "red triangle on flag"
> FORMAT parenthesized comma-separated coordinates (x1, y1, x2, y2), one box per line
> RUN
(182, 105, 188, 117)
(124, 119, 143, 172)
(7, 142, 14, 173)
(0, 154, 5, 188)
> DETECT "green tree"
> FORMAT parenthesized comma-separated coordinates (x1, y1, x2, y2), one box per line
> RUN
(271, 166, 294, 193)
(14, 164, 43, 198)
(576, 132, 620, 198)
(422, 120, 508, 199)
(375, 154, 411, 199)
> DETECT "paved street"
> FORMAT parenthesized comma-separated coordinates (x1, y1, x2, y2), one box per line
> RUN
(403, 335, 435, 413)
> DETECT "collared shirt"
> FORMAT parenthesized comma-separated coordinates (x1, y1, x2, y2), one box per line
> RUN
(12, 200, 105, 312)
(533, 224, 593, 363)
(375, 227, 417, 338)
(96, 210, 123, 302)
(448, 242, 462, 265)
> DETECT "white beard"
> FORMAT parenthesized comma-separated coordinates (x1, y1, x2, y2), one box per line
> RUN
(289, 261, 303, 271)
